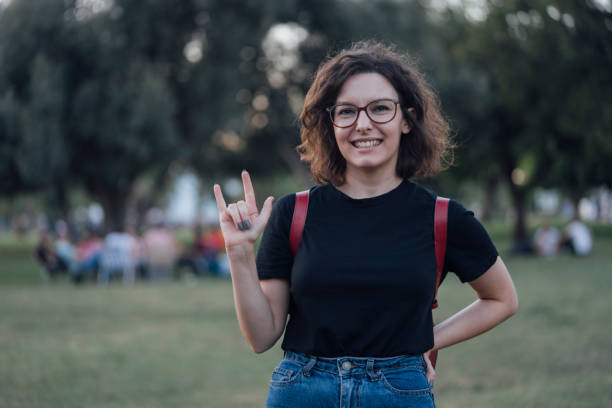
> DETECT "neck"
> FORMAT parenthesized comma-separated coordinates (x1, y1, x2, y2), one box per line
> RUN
(336, 167, 403, 199)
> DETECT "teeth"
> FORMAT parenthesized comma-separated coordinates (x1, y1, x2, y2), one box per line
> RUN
(354, 140, 381, 148)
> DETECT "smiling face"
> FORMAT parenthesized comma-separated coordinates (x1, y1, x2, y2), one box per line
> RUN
(332, 72, 411, 181)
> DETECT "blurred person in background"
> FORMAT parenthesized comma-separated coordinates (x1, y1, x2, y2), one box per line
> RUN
(176, 222, 209, 277)
(175, 223, 229, 277)
(560, 217, 593, 256)
(176, 222, 226, 277)
(54, 220, 75, 272)
(142, 219, 178, 280)
(214, 42, 518, 407)
(125, 224, 148, 279)
(33, 228, 65, 278)
(98, 226, 139, 284)
(533, 221, 560, 257)
(202, 225, 227, 276)
(70, 227, 103, 283)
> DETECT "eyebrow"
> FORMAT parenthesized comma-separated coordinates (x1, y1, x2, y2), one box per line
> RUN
(334, 98, 396, 106)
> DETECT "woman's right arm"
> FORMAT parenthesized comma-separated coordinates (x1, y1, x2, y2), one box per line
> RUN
(214, 171, 289, 353)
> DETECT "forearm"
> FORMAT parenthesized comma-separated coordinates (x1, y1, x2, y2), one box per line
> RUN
(226, 245, 281, 353)
(433, 297, 517, 351)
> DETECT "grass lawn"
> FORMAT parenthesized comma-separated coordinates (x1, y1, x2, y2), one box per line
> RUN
(0, 227, 611, 407)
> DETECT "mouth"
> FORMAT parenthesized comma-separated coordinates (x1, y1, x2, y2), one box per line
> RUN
(351, 139, 382, 148)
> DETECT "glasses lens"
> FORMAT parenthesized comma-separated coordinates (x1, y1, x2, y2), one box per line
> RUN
(366, 100, 396, 123)
(332, 105, 357, 127)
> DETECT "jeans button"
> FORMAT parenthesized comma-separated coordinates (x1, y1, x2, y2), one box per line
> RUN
(342, 361, 352, 370)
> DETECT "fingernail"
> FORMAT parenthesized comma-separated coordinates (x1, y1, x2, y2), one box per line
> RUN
(238, 222, 244, 231)
(244, 220, 251, 229)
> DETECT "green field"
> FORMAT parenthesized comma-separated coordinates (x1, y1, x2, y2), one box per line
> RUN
(1, 228, 611, 408)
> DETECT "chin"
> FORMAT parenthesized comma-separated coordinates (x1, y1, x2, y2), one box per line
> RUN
(358, 161, 381, 168)
(349, 161, 388, 171)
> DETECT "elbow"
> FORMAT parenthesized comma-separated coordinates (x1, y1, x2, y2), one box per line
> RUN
(251, 343, 272, 354)
(243, 323, 285, 354)
(248, 336, 278, 354)
(506, 292, 519, 317)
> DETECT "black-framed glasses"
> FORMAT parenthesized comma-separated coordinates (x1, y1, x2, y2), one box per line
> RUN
(326, 98, 400, 128)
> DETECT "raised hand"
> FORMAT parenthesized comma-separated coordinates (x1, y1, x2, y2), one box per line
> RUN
(213, 170, 274, 251)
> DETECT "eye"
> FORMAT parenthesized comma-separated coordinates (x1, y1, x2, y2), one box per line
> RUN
(369, 101, 392, 113)
(335, 106, 357, 117)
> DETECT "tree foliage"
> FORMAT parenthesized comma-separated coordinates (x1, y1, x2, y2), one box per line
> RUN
(432, 0, 612, 243)
(1, 0, 610, 238)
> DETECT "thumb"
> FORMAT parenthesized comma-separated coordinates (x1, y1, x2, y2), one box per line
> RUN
(258, 196, 275, 224)
(423, 353, 436, 383)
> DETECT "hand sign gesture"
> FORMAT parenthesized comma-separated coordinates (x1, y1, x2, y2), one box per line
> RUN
(214, 170, 274, 251)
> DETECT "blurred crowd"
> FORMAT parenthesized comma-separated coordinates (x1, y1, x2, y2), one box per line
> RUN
(29, 212, 594, 281)
(33, 220, 229, 284)
(533, 218, 593, 258)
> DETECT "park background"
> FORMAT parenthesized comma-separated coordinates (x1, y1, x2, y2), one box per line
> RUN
(1, 0, 611, 407)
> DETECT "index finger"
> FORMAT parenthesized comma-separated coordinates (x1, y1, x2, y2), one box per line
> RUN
(241, 170, 258, 215)
(213, 184, 227, 213)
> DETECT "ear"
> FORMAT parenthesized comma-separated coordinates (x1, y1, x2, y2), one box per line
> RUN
(402, 107, 416, 134)
(401, 119, 411, 134)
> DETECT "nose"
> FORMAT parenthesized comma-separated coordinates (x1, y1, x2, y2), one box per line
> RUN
(355, 109, 372, 131)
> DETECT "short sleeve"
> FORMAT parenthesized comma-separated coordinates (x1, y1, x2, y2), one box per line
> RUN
(256, 193, 295, 281)
(443, 200, 498, 283)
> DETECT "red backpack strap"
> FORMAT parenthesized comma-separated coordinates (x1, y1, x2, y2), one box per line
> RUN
(430, 196, 449, 369)
(289, 190, 310, 258)
(433, 196, 449, 308)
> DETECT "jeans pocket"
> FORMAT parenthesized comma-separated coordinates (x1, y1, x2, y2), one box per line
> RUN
(269, 359, 303, 387)
(379, 366, 432, 396)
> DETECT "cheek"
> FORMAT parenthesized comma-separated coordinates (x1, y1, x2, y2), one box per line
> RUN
(333, 132, 345, 156)
(381, 122, 404, 140)
(334, 128, 351, 145)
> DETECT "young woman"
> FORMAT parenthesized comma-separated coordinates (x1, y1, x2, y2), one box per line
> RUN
(214, 41, 518, 408)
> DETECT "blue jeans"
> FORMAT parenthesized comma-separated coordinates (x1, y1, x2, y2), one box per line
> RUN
(266, 351, 435, 408)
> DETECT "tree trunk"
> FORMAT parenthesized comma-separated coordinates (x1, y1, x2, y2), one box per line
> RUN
(502, 153, 531, 253)
(98, 193, 128, 233)
(480, 174, 499, 222)
(571, 194, 581, 220)
(54, 183, 70, 223)
(509, 183, 528, 242)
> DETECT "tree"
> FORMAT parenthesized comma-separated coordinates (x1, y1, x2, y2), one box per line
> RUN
(0, 0, 73, 219)
(1, 0, 198, 230)
(433, 0, 612, 246)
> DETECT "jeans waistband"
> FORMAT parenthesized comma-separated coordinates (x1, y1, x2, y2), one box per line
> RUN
(284, 350, 425, 376)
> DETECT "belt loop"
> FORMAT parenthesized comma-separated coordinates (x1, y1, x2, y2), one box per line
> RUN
(303, 356, 317, 377)
(366, 359, 379, 381)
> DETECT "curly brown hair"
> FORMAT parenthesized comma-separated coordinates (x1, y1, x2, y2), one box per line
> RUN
(297, 41, 453, 186)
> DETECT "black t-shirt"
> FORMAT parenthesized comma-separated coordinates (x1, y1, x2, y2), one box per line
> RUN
(256, 180, 498, 357)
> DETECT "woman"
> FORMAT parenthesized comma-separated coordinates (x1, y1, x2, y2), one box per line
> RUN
(214, 41, 518, 408)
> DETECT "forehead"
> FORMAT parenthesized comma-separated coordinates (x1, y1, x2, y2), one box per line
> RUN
(336, 72, 398, 104)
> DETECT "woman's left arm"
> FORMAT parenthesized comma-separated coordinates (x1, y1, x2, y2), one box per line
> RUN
(425, 256, 518, 381)
(434, 256, 518, 349)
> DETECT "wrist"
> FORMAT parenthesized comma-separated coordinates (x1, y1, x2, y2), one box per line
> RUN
(226, 243, 255, 260)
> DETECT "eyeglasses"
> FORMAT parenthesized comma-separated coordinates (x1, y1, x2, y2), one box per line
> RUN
(326, 98, 400, 128)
